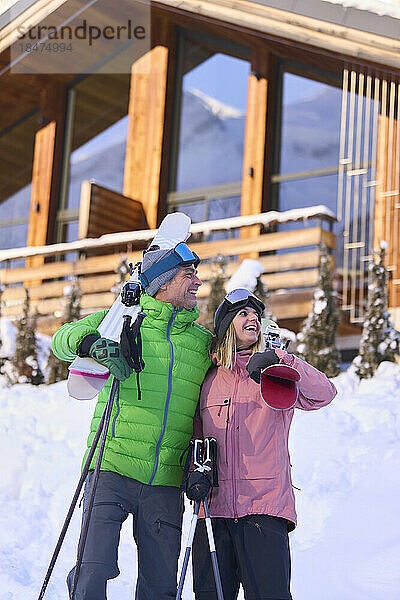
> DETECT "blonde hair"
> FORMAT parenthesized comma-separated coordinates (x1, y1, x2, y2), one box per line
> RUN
(213, 321, 265, 370)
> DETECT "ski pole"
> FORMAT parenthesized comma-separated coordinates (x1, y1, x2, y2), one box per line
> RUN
(176, 438, 224, 600)
(176, 500, 201, 600)
(69, 376, 120, 599)
(37, 397, 109, 600)
(203, 495, 224, 600)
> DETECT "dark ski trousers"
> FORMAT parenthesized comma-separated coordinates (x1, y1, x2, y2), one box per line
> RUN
(67, 470, 183, 600)
(192, 514, 293, 600)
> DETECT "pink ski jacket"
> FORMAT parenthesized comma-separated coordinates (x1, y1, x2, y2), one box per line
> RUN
(198, 348, 337, 530)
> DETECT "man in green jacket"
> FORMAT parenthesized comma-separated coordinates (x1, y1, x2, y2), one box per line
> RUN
(52, 244, 212, 599)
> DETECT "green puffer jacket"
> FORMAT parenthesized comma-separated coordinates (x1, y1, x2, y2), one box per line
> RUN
(52, 294, 212, 487)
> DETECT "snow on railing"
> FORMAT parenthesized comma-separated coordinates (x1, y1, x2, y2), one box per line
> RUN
(0, 205, 336, 263)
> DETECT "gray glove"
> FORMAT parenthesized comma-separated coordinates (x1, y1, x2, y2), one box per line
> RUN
(89, 337, 133, 382)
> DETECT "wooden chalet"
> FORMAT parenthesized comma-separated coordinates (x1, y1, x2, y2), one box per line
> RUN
(1, 0, 400, 355)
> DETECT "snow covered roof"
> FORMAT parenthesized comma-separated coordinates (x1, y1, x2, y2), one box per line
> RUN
(254, 0, 400, 39)
(320, 0, 400, 19)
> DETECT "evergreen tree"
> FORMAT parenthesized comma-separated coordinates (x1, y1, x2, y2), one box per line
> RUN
(9, 289, 44, 385)
(297, 246, 340, 377)
(353, 243, 400, 379)
(112, 255, 130, 297)
(253, 275, 272, 320)
(47, 277, 82, 384)
(0, 284, 4, 372)
(63, 276, 82, 323)
(204, 255, 227, 332)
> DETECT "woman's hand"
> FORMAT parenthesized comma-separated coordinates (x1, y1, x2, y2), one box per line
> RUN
(185, 471, 211, 501)
(246, 350, 279, 384)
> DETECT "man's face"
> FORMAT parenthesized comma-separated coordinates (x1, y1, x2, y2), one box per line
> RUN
(156, 265, 202, 309)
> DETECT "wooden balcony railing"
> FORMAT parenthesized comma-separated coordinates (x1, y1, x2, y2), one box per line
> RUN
(0, 206, 336, 329)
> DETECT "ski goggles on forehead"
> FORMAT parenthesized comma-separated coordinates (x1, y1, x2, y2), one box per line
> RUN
(173, 242, 200, 266)
(139, 242, 200, 287)
(225, 288, 258, 305)
(224, 288, 265, 316)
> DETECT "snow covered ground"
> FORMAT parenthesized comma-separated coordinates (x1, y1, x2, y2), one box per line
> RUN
(1, 342, 400, 598)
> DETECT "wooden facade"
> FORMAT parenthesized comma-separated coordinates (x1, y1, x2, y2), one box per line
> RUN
(1, 0, 400, 331)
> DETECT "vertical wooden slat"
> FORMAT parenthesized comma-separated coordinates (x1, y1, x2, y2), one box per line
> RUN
(240, 48, 271, 248)
(394, 84, 400, 307)
(374, 80, 388, 251)
(26, 82, 67, 268)
(123, 44, 171, 230)
(26, 122, 56, 269)
(78, 180, 92, 240)
(374, 85, 400, 309)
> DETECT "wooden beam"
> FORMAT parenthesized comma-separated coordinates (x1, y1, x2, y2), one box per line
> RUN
(196, 268, 318, 297)
(197, 249, 320, 280)
(2, 274, 117, 303)
(192, 227, 335, 259)
(374, 110, 400, 307)
(2, 292, 117, 318)
(26, 82, 67, 268)
(0, 253, 130, 285)
(123, 44, 172, 229)
(261, 269, 318, 291)
(240, 48, 270, 248)
(269, 297, 312, 320)
(152, 0, 400, 72)
(152, 16, 177, 225)
(26, 121, 56, 261)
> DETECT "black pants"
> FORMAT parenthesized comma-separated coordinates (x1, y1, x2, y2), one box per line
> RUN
(67, 470, 183, 600)
(192, 514, 292, 600)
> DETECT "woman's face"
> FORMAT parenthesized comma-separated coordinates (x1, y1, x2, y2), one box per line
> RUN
(232, 306, 261, 349)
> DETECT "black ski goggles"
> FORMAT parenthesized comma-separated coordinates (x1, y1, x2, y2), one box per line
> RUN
(224, 288, 265, 319)
(139, 242, 200, 288)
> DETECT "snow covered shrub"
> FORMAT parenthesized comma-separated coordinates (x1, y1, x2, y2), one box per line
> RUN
(226, 258, 272, 316)
(9, 289, 44, 385)
(0, 283, 4, 372)
(353, 243, 400, 379)
(63, 276, 82, 323)
(47, 277, 82, 384)
(297, 246, 340, 377)
(204, 255, 227, 332)
(253, 274, 270, 316)
(112, 255, 130, 297)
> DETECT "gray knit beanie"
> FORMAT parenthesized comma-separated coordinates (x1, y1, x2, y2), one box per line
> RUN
(140, 248, 181, 297)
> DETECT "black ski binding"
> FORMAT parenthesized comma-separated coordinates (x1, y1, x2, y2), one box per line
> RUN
(120, 263, 142, 307)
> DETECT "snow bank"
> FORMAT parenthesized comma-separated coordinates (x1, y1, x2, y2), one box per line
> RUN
(1, 361, 399, 598)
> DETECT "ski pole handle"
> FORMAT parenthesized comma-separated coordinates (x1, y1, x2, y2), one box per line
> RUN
(204, 437, 219, 488)
(193, 438, 203, 470)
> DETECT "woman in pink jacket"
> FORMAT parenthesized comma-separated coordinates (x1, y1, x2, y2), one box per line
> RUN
(189, 288, 337, 600)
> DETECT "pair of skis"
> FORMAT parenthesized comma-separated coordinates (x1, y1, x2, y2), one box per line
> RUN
(261, 321, 301, 411)
(67, 212, 192, 401)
